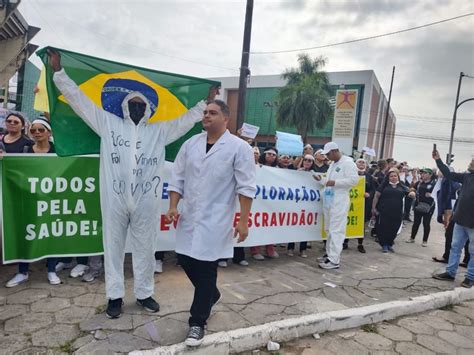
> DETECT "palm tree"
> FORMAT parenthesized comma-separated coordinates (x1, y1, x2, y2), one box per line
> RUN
(277, 54, 333, 143)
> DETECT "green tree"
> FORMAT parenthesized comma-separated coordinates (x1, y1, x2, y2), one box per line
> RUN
(277, 54, 333, 143)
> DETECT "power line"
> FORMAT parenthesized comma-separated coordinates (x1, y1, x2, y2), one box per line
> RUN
(251, 12, 474, 54)
(39, 5, 238, 73)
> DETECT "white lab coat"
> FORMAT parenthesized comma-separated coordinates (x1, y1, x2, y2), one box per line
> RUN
(168, 130, 256, 261)
(53, 68, 206, 299)
(321, 155, 359, 264)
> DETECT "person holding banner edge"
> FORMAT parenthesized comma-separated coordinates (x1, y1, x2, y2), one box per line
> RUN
(47, 49, 219, 318)
(5, 118, 60, 287)
(313, 141, 359, 269)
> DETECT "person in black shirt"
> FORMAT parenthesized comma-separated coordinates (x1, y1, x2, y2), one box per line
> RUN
(313, 149, 329, 173)
(278, 154, 296, 170)
(407, 167, 436, 246)
(1, 113, 33, 153)
(372, 169, 413, 252)
(432, 151, 474, 288)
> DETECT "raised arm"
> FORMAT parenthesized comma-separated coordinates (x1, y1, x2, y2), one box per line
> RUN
(48, 49, 106, 136)
(162, 86, 220, 145)
(432, 149, 465, 183)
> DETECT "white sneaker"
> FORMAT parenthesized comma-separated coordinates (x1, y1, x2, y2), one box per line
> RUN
(300, 251, 308, 258)
(218, 261, 228, 268)
(48, 272, 61, 285)
(288, 250, 294, 257)
(267, 251, 279, 259)
(6, 273, 28, 288)
(319, 259, 340, 269)
(252, 254, 265, 261)
(154, 260, 163, 273)
(239, 260, 249, 266)
(55, 262, 73, 273)
(70, 264, 88, 278)
(422, 241, 428, 247)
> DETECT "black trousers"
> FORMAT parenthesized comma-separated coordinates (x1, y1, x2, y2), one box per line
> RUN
(218, 247, 246, 263)
(403, 197, 413, 219)
(287, 242, 308, 251)
(177, 254, 220, 327)
(343, 238, 364, 246)
(410, 210, 434, 242)
(443, 219, 470, 263)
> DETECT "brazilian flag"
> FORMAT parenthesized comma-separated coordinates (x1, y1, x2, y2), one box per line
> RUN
(37, 47, 219, 160)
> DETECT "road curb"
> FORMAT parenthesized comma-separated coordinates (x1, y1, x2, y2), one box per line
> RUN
(131, 287, 474, 355)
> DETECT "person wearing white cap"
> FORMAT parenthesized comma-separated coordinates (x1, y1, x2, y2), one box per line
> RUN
(313, 142, 359, 269)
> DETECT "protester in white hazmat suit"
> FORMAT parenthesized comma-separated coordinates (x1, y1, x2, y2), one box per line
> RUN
(48, 50, 218, 318)
(313, 142, 359, 269)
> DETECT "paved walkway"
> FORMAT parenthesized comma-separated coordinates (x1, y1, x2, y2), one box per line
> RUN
(250, 300, 474, 355)
(0, 222, 471, 354)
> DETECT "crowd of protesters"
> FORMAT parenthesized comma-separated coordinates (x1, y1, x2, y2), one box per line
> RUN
(1, 112, 472, 286)
(1, 105, 473, 350)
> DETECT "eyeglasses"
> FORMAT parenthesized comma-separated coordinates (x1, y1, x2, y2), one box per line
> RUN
(6, 119, 21, 125)
(304, 159, 313, 162)
(30, 128, 46, 133)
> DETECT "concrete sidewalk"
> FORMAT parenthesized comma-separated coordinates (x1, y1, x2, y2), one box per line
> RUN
(248, 300, 474, 355)
(0, 222, 470, 354)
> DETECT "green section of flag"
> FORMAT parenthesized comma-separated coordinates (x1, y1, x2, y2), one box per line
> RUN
(37, 47, 219, 159)
(1, 156, 103, 263)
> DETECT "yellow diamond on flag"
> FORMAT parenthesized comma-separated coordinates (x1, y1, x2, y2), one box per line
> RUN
(58, 70, 187, 123)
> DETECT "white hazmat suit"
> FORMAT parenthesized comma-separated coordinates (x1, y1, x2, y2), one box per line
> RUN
(321, 155, 359, 265)
(53, 69, 206, 300)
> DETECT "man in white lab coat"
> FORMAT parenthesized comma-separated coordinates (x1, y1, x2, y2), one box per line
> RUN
(47, 49, 218, 319)
(166, 100, 256, 347)
(314, 142, 359, 269)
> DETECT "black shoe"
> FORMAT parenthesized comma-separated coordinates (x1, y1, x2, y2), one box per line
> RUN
(459, 262, 468, 268)
(358, 245, 366, 253)
(106, 298, 123, 319)
(185, 325, 205, 347)
(136, 296, 160, 313)
(343, 243, 348, 250)
(461, 278, 473, 288)
(432, 272, 455, 281)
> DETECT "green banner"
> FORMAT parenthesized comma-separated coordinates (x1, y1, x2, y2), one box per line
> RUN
(1, 155, 103, 263)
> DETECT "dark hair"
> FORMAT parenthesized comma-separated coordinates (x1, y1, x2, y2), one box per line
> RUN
(377, 159, 387, 169)
(207, 99, 230, 117)
(6, 112, 27, 134)
(259, 146, 279, 167)
(386, 158, 394, 164)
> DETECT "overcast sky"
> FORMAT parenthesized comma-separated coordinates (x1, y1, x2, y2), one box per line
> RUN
(20, 0, 474, 170)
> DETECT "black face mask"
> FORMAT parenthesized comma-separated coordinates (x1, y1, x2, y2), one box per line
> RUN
(128, 101, 146, 125)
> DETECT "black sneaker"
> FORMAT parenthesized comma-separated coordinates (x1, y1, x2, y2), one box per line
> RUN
(185, 325, 205, 347)
(432, 272, 455, 281)
(106, 298, 123, 319)
(358, 245, 366, 253)
(461, 278, 473, 288)
(136, 296, 160, 313)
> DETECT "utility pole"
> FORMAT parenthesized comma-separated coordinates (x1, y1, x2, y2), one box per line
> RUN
(447, 72, 464, 165)
(380, 66, 395, 159)
(236, 0, 254, 130)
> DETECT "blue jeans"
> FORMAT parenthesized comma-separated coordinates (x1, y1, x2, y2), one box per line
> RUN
(19, 258, 57, 274)
(446, 224, 474, 280)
